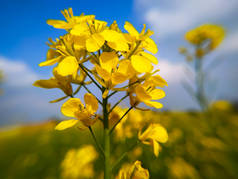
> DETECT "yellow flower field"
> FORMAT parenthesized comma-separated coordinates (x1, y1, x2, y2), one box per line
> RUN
(0, 104, 237, 178)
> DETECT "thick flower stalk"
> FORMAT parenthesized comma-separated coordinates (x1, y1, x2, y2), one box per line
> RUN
(34, 8, 168, 179)
(179, 24, 225, 110)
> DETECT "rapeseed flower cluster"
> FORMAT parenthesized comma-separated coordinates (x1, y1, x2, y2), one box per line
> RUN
(183, 24, 225, 59)
(179, 24, 225, 110)
(34, 8, 168, 179)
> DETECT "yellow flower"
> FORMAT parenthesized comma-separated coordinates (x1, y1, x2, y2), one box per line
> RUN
(116, 160, 149, 179)
(55, 93, 98, 130)
(123, 22, 158, 73)
(124, 22, 154, 45)
(138, 123, 168, 157)
(61, 145, 98, 179)
(39, 35, 80, 77)
(185, 24, 225, 50)
(95, 52, 135, 93)
(47, 8, 95, 30)
(210, 100, 233, 111)
(101, 29, 129, 51)
(71, 19, 129, 52)
(33, 67, 73, 96)
(131, 75, 167, 109)
(71, 19, 107, 52)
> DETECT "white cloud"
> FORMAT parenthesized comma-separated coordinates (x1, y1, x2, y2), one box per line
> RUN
(0, 56, 62, 125)
(154, 58, 185, 83)
(135, 0, 238, 38)
(0, 56, 39, 87)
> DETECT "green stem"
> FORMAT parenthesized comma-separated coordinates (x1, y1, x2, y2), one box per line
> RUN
(108, 94, 129, 114)
(127, 41, 141, 59)
(110, 106, 133, 134)
(88, 126, 105, 158)
(103, 91, 111, 179)
(79, 64, 102, 90)
(195, 58, 207, 110)
(107, 90, 118, 99)
(112, 140, 139, 171)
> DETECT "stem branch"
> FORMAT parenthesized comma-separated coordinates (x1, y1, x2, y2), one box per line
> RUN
(110, 106, 133, 134)
(88, 126, 105, 158)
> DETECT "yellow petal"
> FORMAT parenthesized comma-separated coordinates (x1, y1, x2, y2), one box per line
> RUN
(75, 15, 95, 23)
(140, 51, 158, 64)
(135, 85, 151, 101)
(39, 56, 61, 67)
(86, 33, 105, 52)
(33, 79, 59, 89)
(117, 60, 136, 78)
(75, 110, 97, 127)
(149, 89, 166, 100)
(151, 140, 159, 157)
(55, 119, 78, 130)
(99, 52, 118, 73)
(107, 41, 129, 51)
(95, 65, 111, 82)
(133, 161, 150, 179)
(151, 75, 168, 87)
(84, 93, 98, 113)
(111, 72, 128, 85)
(101, 30, 129, 51)
(46, 49, 60, 60)
(142, 38, 158, 54)
(73, 35, 87, 50)
(70, 23, 91, 36)
(124, 21, 139, 37)
(144, 101, 163, 109)
(47, 20, 69, 29)
(131, 55, 152, 73)
(61, 98, 83, 117)
(57, 56, 78, 76)
(148, 124, 168, 143)
(101, 29, 121, 42)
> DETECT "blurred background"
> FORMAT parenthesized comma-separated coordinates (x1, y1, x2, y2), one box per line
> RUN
(0, 0, 238, 178)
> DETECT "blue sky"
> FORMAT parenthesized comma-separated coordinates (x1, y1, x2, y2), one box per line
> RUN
(0, 0, 238, 126)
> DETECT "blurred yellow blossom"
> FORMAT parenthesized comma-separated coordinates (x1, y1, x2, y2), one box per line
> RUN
(109, 107, 148, 140)
(210, 100, 233, 111)
(61, 145, 98, 179)
(185, 24, 225, 51)
(138, 123, 168, 157)
(169, 157, 200, 179)
(116, 160, 149, 179)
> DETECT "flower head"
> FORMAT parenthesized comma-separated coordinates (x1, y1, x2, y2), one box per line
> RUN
(130, 75, 167, 109)
(55, 93, 98, 130)
(95, 52, 135, 90)
(185, 24, 225, 51)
